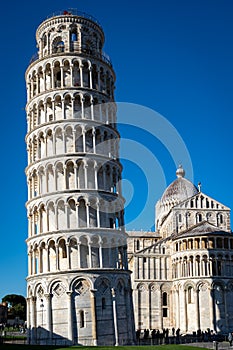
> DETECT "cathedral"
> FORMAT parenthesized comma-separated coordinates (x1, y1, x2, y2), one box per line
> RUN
(128, 165, 233, 334)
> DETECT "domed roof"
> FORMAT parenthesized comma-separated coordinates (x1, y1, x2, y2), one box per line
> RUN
(161, 165, 198, 204)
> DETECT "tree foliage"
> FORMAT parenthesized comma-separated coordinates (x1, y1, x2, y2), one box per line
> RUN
(2, 294, 26, 320)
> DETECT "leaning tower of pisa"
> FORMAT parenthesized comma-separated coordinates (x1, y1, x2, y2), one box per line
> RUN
(25, 9, 135, 346)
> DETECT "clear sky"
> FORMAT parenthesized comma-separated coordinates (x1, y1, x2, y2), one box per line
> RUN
(0, 0, 232, 298)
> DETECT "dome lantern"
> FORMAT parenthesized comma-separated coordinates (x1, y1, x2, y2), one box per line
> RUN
(176, 164, 185, 178)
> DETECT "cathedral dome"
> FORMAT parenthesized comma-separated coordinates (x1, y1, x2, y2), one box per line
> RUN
(161, 165, 198, 204)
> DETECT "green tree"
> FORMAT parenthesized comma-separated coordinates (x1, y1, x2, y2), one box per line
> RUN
(2, 294, 26, 321)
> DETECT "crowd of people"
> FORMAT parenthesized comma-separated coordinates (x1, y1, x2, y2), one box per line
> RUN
(136, 328, 181, 344)
(135, 327, 225, 345)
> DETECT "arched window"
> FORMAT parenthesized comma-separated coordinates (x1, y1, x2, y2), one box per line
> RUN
(42, 33, 47, 49)
(163, 308, 168, 317)
(187, 286, 193, 303)
(52, 38, 65, 53)
(196, 213, 202, 223)
(203, 255, 208, 276)
(162, 292, 167, 306)
(79, 199, 87, 227)
(196, 255, 200, 276)
(109, 218, 114, 228)
(218, 213, 224, 226)
(71, 32, 77, 41)
(162, 292, 168, 317)
(79, 310, 84, 328)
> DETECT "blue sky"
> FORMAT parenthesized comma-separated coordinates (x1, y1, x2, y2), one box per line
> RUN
(0, 0, 232, 298)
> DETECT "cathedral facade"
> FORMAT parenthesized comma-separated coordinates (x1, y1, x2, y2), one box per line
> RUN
(128, 165, 233, 334)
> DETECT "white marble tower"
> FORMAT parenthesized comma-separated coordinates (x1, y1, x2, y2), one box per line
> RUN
(25, 9, 135, 346)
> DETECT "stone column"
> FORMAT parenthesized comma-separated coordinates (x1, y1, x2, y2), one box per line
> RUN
(148, 285, 151, 329)
(86, 203, 90, 227)
(33, 249, 36, 274)
(43, 71, 46, 91)
(159, 257, 162, 279)
(90, 289, 98, 346)
(96, 202, 100, 228)
(183, 289, 187, 332)
(36, 73, 39, 95)
(60, 65, 64, 88)
(28, 215, 32, 237)
(81, 97, 85, 119)
(74, 165, 79, 188)
(44, 134, 48, 158)
(77, 242, 81, 268)
(176, 290, 180, 328)
(92, 128, 96, 153)
(112, 288, 119, 346)
(76, 203, 79, 228)
(62, 99, 65, 119)
(159, 289, 163, 330)
(55, 244, 59, 270)
(44, 293, 52, 341)
(54, 204, 58, 230)
(64, 203, 68, 231)
(32, 174, 35, 197)
(70, 64, 73, 86)
(64, 165, 67, 189)
(88, 242, 92, 268)
(99, 241, 103, 268)
(89, 67, 93, 89)
(91, 99, 94, 120)
(209, 287, 215, 331)
(80, 64, 83, 87)
(46, 244, 50, 272)
(31, 296, 37, 344)
(38, 248, 42, 273)
(195, 289, 200, 330)
(51, 69, 54, 89)
(84, 164, 88, 189)
(67, 291, 74, 344)
(66, 243, 71, 269)
(63, 130, 66, 154)
(82, 129, 86, 152)
(28, 251, 32, 275)
(72, 130, 76, 150)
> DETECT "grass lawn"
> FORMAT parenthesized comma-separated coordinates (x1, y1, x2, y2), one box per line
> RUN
(0, 345, 208, 350)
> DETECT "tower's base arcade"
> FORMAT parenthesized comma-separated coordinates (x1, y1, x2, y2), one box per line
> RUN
(27, 270, 135, 346)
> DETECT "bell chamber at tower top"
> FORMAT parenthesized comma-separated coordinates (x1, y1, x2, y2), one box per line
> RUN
(32, 9, 112, 66)
(26, 10, 115, 105)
